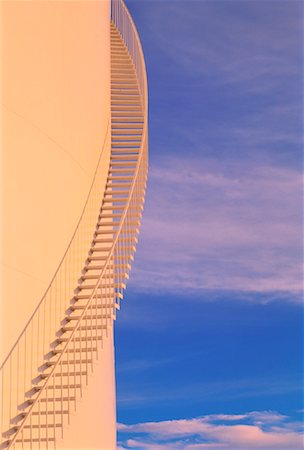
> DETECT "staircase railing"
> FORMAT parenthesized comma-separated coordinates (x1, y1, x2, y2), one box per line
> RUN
(0, 119, 110, 439)
(1, 0, 148, 447)
(111, 0, 148, 116)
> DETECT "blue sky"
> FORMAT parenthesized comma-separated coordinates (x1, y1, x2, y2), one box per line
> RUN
(115, 1, 303, 449)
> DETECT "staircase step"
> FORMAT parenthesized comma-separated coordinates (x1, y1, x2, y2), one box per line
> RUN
(32, 373, 48, 384)
(112, 123, 143, 129)
(111, 46, 129, 52)
(73, 289, 106, 298)
(111, 62, 134, 68)
(100, 205, 125, 211)
(91, 244, 133, 252)
(89, 244, 112, 251)
(49, 346, 98, 353)
(33, 398, 75, 407)
(18, 399, 35, 410)
(111, 90, 139, 95)
(112, 134, 141, 140)
(111, 83, 138, 89)
(112, 110, 141, 116)
(94, 221, 117, 227)
(38, 361, 56, 371)
(74, 298, 115, 304)
(107, 176, 133, 181)
(111, 100, 141, 106)
(42, 360, 57, 367)
(112, 108, 142, 116)
(46, 384, 81, 390)
(111, 96, 141, 103)
(112, 75, 137, 81)
(25, 386, 42, 397)
(98, 212, 122, 219)
(102, 197, 128, 205)
(111, 90, 140, 96)
(111, 47, 129, 53)
(108, 169, 136, 175)
(111, 62, 132, 68)
(48, 349, 62, 355)
(24, 423, 62, 429)
(104, 190, 129, 196)
(68, 286, 123, 300)
(112, 110, 143, 117)
(61, 325, 107, 333)
(31, 409, 69, 415)
(92, 229, 114, 236)
(111, 84, 138, 88)
(69, 301, 114, 312)
(112, 118, 143, 123)
(110, 154, 140, 161)
(57, 336, 103, 343)
(2, 426, 19, 439)
(111, 50, 129, 56)
(85, 256, 107, 263)
(111, 69, 136, 74)
(66, 315, 114, 322)
(111, 89, 139, 95)
(95, 221, 138, 232)
(68, 307, 114, 316)
(10, 412, 26, 425)
(111, 53, 130, 59)
(111, 149, 139, 154)
(110, 49, 130, 55)
(92, 237, 113, 243)
(77, 282, 126, 291)
(81, 270, 129, 281)
(16, 438, 56, 443)
(111, 82, 141, 87)
(111, 58, 132, 64)
(102, 198, 127, 204)
(111, 148, 140, 154)
(111, 133, 142, 138)
(112, 143, 140, 148)
(105, 183, 132, 189)
(50, 355, 94, 365)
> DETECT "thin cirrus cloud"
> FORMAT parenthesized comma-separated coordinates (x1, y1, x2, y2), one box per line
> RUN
(129, 156, 302, 301)
(117, 410, 303, 450)
(125, 0, 303, 303)
(116, 375, 301, 408)
(140, 1, 302, 87)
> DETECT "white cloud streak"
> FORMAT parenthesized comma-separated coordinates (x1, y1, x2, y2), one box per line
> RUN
(130, 156, 302, 300)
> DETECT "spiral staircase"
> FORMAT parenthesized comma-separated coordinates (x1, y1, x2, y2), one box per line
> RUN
(0, 1, 148, 448)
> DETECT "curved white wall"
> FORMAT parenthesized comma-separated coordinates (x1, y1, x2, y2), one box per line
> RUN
(1, 0, 116, 447)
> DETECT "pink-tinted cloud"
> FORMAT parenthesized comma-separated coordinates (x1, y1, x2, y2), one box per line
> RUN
(118, 410, 303, 449)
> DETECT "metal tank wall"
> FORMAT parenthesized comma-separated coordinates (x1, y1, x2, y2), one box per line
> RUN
(1, 0, 116, 447)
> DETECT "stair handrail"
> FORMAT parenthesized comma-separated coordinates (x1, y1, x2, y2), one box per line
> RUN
(0, 120, 110, 371)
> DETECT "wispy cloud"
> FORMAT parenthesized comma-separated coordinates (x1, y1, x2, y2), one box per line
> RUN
(117, 376, 301, 407)
(130, 156, 302, 300)
(125, 0, 303, 303)
(117, 410, 303, 449)
(117, 355, 180, 374)
(140, 1, 302, 89)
